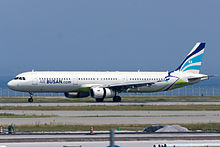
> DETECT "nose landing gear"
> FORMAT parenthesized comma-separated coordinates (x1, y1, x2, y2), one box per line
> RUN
(28, 93, 33, 103)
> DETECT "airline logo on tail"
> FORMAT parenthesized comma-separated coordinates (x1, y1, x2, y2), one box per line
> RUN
(175, 42, 205, 74)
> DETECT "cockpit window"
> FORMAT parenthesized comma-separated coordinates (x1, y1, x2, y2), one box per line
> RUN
(14, 77, 26, 80)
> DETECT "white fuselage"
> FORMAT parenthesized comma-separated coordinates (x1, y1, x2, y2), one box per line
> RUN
(7, 71, 205, 94)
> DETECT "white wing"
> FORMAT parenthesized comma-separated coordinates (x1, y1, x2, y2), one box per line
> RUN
(102, 80, 162, 92)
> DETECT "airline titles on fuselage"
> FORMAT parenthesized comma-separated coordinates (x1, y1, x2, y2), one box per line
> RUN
(39, 78, 71, 84)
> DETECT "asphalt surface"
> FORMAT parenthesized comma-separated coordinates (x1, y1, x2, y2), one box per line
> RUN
(1, 110, 220, 125)
(1, 101, 220, 146)
(1, 100, 220, 125)
(1, 132, 220, 141)
(1, 140, 220, 147)
(1, 101, 220, 106)
(1, 133, 220, 147)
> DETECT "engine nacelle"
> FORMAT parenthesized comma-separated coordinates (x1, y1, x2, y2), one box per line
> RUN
(90, 87, 116, 98)
(64, 92, 89, 98)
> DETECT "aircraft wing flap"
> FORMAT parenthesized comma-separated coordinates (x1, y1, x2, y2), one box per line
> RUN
(104, 80, 162, 92)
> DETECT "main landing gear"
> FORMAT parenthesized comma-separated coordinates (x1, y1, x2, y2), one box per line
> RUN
(95, 96, 122, 102)
(96, 98, 104, 102)
(28, 93, 33, 103)
(113, 96, 121, 102)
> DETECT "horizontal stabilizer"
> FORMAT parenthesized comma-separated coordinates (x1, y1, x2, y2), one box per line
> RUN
(188, 74, 217, 82)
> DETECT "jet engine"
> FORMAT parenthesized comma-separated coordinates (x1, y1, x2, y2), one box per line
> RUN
(64, 92, 89, 98)
(90, 87, 116, 98)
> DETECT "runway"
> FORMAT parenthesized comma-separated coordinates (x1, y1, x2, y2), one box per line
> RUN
(1, 141, 220, 147)
(0, 101, 220, 146)
(1, 100, 220, 125)
(1, 110, 220, 125)
(0, 133, 220, 147)
(1, 101, 220, 106)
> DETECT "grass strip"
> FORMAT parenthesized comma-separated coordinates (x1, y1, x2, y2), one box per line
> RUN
(1, 104, 220, 111)
(2, 123, 220, 132)
(0, 113, 57, 118)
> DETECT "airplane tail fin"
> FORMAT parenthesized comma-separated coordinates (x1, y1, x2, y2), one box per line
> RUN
(175, 42, 205, 74)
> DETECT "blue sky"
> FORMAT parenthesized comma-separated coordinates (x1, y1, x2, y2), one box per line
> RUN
(0, 0, 219, 76)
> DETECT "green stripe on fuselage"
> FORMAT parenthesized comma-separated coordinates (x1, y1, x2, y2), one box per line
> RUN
(169, 79, 190, 90)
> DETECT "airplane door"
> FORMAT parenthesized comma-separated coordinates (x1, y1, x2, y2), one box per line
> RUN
(122, 76, 128, 82)
(72, 77, 78, 87)
(32, 78, 38, 85)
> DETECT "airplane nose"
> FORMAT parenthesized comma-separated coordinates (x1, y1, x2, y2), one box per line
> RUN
(7, 80, 15, 90)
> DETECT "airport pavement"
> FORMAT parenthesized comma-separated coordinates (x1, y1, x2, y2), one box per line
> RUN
(1, 110, 220, 125)
(1, 101, 220, 106)
(1, 101, 220, 146)
(1, 133, 220, 147)
(1, 141, 220, 147)
(1, 110, 219, 117)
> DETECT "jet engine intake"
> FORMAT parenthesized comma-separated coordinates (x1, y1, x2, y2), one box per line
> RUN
(90, 87, 116, 98)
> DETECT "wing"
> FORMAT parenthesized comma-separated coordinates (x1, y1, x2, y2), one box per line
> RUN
(103, 80, 162, 92)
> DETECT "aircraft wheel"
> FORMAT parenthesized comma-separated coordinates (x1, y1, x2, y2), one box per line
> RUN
(113, 96, 121, 102)
(28, 98, 33, 103)
(96, 98, 104, 102)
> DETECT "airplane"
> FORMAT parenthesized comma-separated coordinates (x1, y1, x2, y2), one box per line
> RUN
(7, 42, 213, 102)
